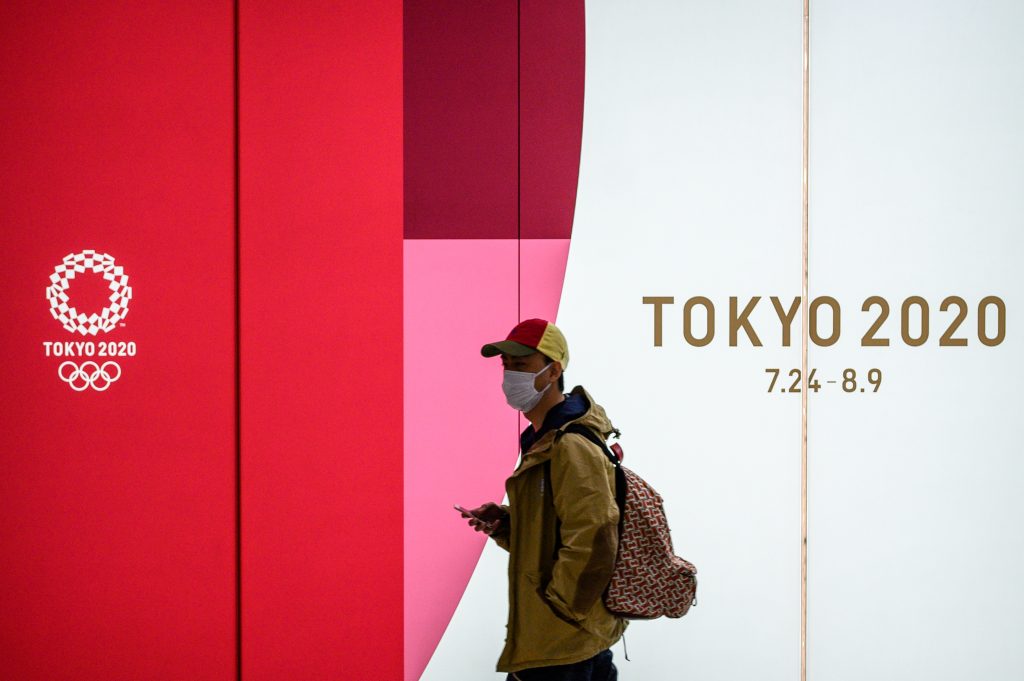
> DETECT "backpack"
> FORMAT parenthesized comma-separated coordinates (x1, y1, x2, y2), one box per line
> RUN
(551, 423, 698, 620)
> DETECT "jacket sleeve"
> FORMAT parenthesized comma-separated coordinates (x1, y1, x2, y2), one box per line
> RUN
(488, 503, 512, 552)
(543, 435, 620, 624)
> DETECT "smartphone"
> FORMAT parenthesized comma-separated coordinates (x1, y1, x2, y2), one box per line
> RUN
(454, 504, 494, 527)
(453, 504, 479, 518)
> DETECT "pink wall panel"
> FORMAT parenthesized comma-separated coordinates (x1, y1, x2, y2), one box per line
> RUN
(0, 2, 236, 679)
(518, 239, 571, 322)
(403, 240, 519, 680)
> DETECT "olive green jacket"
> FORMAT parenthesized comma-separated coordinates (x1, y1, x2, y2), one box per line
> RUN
(489, 385, 628, 673)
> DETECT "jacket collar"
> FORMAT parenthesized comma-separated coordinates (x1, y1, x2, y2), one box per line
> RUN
(510, 384, 618, 477)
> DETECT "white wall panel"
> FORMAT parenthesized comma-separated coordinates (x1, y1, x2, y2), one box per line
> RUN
(807, 1, 1024, 679)
(556, 1, 803, 678)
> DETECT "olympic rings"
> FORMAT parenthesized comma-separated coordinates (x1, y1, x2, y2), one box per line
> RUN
(46, 250, 132, 336)
(58, 360, 122, 392)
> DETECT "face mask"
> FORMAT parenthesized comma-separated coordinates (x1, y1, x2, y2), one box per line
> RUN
(502, 362, 554, 412)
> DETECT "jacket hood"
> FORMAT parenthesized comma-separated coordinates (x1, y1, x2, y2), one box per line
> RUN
(514, 384, 619, 474)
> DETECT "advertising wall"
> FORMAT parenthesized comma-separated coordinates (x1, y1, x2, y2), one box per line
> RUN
(2, 1, 1022, 680)
(1, 2, 402, 679)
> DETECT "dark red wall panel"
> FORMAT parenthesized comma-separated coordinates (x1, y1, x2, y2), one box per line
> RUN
(0, 2, 236, 679)
(240, 1, 403, 679)
(520, 0, 585, 240)
(404, 0, 518, 239)
(404, 0, 583, 242)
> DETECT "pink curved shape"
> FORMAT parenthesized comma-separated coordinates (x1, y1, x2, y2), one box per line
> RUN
(403, 2, 584, 679)
(403, 239, 518, 680)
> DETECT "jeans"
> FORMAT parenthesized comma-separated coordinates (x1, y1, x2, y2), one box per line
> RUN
(505, 648, 617, 681)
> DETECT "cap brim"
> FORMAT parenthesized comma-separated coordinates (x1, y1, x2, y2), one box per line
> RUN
(480, 340, 536, 357)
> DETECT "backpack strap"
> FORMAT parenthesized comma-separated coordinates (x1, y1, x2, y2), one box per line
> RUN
(562, 424, 619, 464)
(557, 424, 628, 536)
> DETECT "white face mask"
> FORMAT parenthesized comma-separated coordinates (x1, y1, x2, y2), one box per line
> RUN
(502, 361, 554, 412)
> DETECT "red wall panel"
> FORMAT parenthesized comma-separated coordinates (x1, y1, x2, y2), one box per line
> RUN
(239, 1, 403, 679)
(1, 1, 402, 678)
(0, 2, 236, 679)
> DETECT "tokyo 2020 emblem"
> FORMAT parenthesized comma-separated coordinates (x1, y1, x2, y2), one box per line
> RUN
(46, 250, 132, 334)
(43, 250, 136, 392)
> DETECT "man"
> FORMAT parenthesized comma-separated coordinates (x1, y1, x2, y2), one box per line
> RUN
(461, 318, 627, 680)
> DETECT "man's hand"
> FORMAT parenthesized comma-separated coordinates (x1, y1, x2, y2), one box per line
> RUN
(457, 501, 508, 535)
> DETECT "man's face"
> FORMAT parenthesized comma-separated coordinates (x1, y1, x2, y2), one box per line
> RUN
(501, 351, 555, 390)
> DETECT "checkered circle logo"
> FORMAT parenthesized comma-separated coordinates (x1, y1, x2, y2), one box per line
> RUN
(46, 250, 132, 335)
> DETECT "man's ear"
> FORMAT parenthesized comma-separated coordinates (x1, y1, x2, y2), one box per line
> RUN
(551, 361, 563, 382)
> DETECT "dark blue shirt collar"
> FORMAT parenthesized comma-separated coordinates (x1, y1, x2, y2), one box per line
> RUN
(519, 391, 588, 453)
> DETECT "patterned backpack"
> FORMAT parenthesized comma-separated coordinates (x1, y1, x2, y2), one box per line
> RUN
(558, 423, 698, 620)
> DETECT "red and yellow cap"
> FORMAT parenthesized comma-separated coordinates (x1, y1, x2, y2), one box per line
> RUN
(480, 318, 569, 370)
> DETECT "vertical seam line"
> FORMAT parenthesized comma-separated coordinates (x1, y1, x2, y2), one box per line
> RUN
(233, 0, 242, 678)
(516, 0, 523, 447)
(801, 1, 810, 680)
